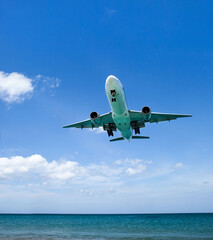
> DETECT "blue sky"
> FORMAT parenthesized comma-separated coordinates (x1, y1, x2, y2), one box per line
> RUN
(0, 0, 213, 213)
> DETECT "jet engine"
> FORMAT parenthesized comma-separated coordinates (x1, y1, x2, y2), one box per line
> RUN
(90, 111, 101, 125)
(142, 106, 151, 121)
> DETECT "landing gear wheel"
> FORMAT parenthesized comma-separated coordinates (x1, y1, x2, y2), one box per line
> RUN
(107, 129, 114, 137)
(134, 127, 140, 135)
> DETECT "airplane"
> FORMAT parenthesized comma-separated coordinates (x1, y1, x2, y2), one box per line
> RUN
(63, 75, 192, 142)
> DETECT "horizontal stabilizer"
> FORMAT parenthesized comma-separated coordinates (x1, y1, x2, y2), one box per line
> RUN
(132, 136, 150, 139)
(110, 137, 125, 142)
(110, 136, 150, 142)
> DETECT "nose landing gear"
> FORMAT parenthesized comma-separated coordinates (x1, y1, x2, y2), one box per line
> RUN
(110, 90, 116, 96)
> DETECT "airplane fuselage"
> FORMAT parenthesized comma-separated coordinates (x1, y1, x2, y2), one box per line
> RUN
(105, 75, 132, 140)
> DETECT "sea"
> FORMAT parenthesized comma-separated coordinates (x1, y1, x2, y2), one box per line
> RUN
(0, 214, 212, 239)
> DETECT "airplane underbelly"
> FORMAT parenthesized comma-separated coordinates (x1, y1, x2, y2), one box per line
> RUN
(113, 113, 132, 140)
(113, 114, 130, 129)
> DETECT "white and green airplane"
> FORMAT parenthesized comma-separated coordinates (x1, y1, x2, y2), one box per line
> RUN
(63, 75, 192, 142)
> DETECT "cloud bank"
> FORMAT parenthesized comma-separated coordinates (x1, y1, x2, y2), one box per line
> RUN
(0, 154, 212, 213)
(0, 155, 148, 183)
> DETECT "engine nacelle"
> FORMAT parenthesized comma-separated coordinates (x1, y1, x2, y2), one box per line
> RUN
(142, 106, 151, 121)
(90, 111, 101, 125)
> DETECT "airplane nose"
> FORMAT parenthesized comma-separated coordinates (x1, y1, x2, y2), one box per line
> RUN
(106, 75, 117, 84)
(106, 75, 120, 87)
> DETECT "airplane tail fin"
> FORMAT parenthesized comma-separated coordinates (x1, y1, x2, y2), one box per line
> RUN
(110, 136, 150, 142)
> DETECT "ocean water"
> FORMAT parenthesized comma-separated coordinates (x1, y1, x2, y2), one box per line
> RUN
(0, 214, 212, 239)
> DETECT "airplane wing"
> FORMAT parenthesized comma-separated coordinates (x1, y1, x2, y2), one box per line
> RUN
(149, 112, 192, 123)
(129, 110, 192, 123)
(63, 112, 113, 129)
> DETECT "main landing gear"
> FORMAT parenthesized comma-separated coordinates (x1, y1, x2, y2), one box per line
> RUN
(107, 129, 114, 137)
(134, 127, 140, 135)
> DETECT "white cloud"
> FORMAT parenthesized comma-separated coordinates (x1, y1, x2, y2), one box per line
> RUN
(88, 127, 105, 134)
(125, 165, 146, 176)
(34, 74, 60, 92)
(0, 155, 148, 183)
(0, 155, 85, 181)
(174, 162, 183, 168)
(115, 158, 150, 176)
(115, 158, 152, 165)
(116, 159, 147, 176)
(0, 71, 61, 104)
(0, 71, 33, 103)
